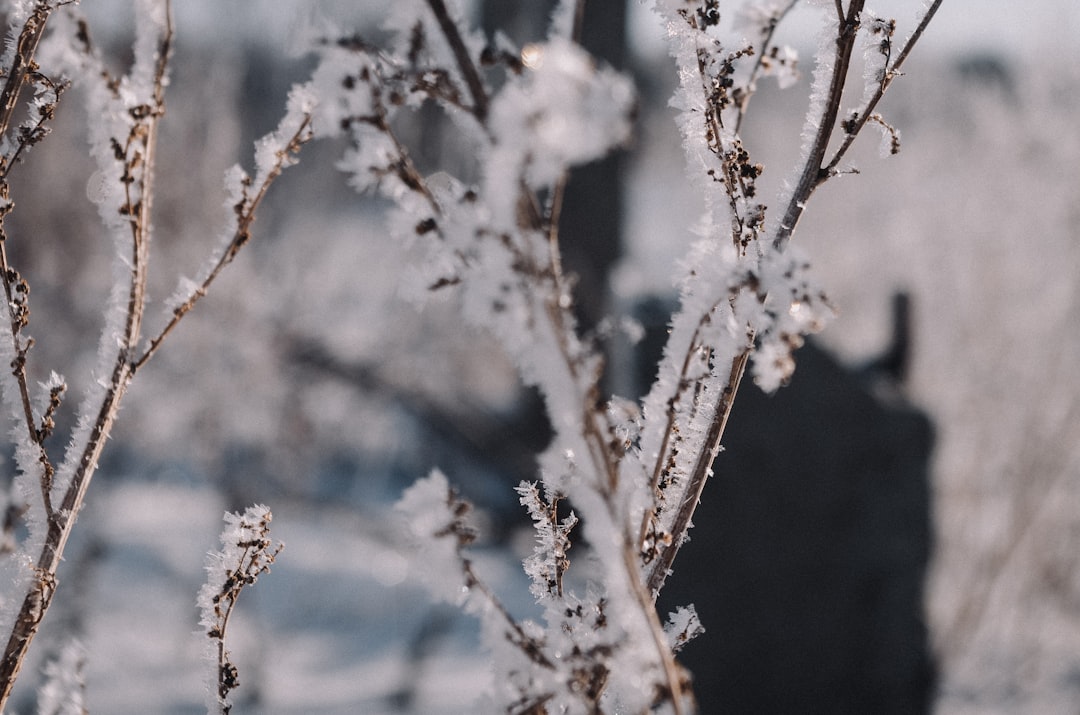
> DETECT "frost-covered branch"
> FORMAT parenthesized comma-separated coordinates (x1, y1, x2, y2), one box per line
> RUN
(360, 1, 942, 711)
(773, 0, 867, 249)
(0, 2, 53, 139)
(0, 2, 178, 697)
(300, 0, 943, 710)
(0, 0, 68, 554)
(637, 0, 941, 606)
(0, 0, 314, 704)
(777, 0, 944, 248)
(198, 505, 282, 715)
(0, 0, 938, 709)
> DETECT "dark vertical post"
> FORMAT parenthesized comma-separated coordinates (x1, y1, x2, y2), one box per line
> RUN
(556, 1, 629, 334)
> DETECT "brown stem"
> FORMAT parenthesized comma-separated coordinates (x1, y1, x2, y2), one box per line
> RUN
(774, 0, 865, 250)
(621, 535, 687, 715)
(821, 0, 944, 177)
(646, 348, 749, 596)
(0, 3, 173, 705)
(425, 0, 488, 120)
(0, 3, 51, 139)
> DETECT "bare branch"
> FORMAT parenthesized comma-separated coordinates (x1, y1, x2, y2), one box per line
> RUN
(424, 0, 489, 120)
(774, 0, 866, 250)
(822, 0, 945, 176)
(0, 2, 176, 704)
(734, 0, 799, 134)
(133, 115, 313, 372)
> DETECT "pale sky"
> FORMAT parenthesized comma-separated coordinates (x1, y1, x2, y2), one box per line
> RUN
(79, 2, 1080, 64)
(628, 0, 1079, 61)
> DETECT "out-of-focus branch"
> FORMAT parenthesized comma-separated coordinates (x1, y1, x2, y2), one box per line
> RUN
(133, 115, 312, 372)
(285, 336, 551, 488)
(425, 0, 489, 120)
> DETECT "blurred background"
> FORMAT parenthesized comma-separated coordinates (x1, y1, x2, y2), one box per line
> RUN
(3, 1, 1079, 712)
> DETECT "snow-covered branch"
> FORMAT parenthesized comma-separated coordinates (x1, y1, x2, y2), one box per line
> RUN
(0, 0, 942, 710)
(0, 0, 313, 705)
(198, 505, 282, 715)
(365, 1, 940, 711)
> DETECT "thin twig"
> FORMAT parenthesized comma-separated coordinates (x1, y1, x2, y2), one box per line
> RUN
(133, 116, 312, 372)
(424, 0, 488, 120)
(821, 0, 944, 177)
(774, 0, 866, 250)
(637, 303, 725, 553)
(734, 0, 799, 134)
(0, 3, 174, 705)
(646, 348, 750, 595)
(0, 230, 55, 515)
(890, 0, 945, 75)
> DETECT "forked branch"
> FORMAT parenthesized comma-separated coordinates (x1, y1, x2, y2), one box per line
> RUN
(0, 1, 312, 705)
(777, 0, 944, 248)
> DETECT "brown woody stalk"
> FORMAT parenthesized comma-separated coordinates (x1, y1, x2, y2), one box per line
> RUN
(646, 0, 942, 600)
(776, 0, 944, 249)
(0, 4, 173, 702)
(0, 2, 310, 705)
(424, 0, 489, 120)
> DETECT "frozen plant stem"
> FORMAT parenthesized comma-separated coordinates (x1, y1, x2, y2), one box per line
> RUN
(424, 0, 489, 120)
(0, 4, 51, 135)
(347, 0, 945, 710)
(643, 0, 944, 602)
(0, 1, 311, 706)
(776, 0, 944, 249)
(0, 2, 174, 701)
(0, 3, 64, 526)
(645, 349, 750, 596)
(775, 0, 866, 249)
(199, 506, 282, 715)
(652, 1, 945, 594)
